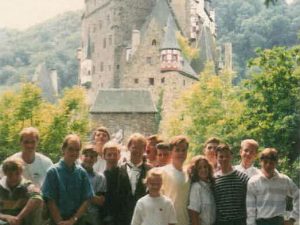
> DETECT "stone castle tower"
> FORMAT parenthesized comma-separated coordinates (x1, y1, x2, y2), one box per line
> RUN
(77, 0, 232, 139)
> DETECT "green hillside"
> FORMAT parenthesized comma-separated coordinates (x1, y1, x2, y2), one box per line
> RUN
(0, 10, 82, 89)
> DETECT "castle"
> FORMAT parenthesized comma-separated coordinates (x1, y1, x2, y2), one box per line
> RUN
(77, 0, 232, 139)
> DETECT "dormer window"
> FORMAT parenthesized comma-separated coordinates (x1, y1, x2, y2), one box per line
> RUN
(152, 39, 157, 46)
(172, 54, 178, 62)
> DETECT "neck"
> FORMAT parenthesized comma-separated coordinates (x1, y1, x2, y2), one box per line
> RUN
(221, 165, 233, 174)
(106, 164, 117, 170)
(172, 161, 183, 171)
(149, 192, 160, 197)
(95, 143, 104, 157)
(64, 159, 75, 168)
(262, 169, 274, 179)
(241, 161, 252, 169)
(21, 151, 35, 164)
(130, 158, 142, 166)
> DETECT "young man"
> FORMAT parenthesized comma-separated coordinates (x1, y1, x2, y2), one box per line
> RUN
(131, 168, 177, 225)
(42, 134, 94, 225)
(145, 135, 163, 167)
(246, 148, 299, 225)
(235, 139, 259, 177)
(92, 127, 111, 174)
(119, 133, 152, 225)
(203, 137, 220, 171)
(103, 141, 133, 225)
(214, 144, 249, 225)
(160, 135, 190, 225)
(156, 142, 171, 167)
(0, 158, 42, 225)
(81, 144, 106, 225)
(1, 127, 53, 188)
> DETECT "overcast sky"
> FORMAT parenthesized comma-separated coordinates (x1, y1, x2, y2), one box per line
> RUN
(0, 0, 84, 30)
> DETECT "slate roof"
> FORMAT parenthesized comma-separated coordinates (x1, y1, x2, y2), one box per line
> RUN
(160, 15, 181, 50)
(90, 89, 157, 113)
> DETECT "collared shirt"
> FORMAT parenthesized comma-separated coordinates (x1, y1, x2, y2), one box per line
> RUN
(0, 177, 41, 216)
(188, 180, 216, 225)
(42, 159, 94, 219)
(235, 164, 259, 178)
(246, 170, 299, 225)
(126, 161, 143, 195)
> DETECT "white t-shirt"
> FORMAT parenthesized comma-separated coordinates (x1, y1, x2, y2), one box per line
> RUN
(160, 164, 190, 225)
(93, 155, 107, 174)
(131, 194, 177, 225)
(1, 152, 53, 188)
(188, 180, 216, 225)
(235, 164, 259, 178)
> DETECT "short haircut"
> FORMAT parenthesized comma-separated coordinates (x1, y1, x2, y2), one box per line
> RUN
(19, 127, 39, 142)
(103, 141, 121, 156)
(147, 135, 163, 145)
(92, 126, 110, 140)
(82, 144, 98, 156)
(169, 135, 189, 151)
(216, 143, 232, 155)
(62, 134, 82, 151)
(2, 158, 24, 174)
(241, 139, 259, 151)
(127, 133, 147, 148)
(204, 137, 220, 148)
(188, 155, 214, 183)
(145, 168, 162, 184)
(156, 142, 170, 152)
(260, 148, 278, 162)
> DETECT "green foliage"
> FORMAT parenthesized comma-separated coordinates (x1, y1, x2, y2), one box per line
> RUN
(0, 11, 82, 89)
(242, 46, 300, 163)
(177, 33, 199, 61)
(164, 62, 245, 156)
(0, 83, 89, 162)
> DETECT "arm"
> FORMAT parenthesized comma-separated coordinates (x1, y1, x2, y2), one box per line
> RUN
(286, 177, 299, 225)
(17, 198, 42, 222)
(189, 209, 200, 225)
(246, 180, 257, 225)
(47, 199, 63, 224)
(130, 202, 143, 225)
(90, 195, 105, 206)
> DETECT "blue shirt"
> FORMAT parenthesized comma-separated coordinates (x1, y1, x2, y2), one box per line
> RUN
(42, 159, 94, 219)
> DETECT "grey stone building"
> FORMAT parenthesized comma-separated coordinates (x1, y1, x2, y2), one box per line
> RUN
(77, 0, 231, 138)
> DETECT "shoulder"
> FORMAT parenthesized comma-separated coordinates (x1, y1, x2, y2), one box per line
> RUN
(35, 153, 53, 164)
(234, 169, 249, 181)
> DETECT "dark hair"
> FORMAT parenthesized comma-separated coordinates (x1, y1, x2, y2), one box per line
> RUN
(3, 158, 24, 174)
(62, 134, 82, 151)
(147, 135, 163, 145)
(156, 142, 170, 151)
(188, 155, 214, 184)
(169, 135, 189, 151)
(92, 127, 110, 140)
(260, 148, 278, 162)
(82, 144, 97, 156)
(216, 143, 232, 155)
(204, 137, 220, 148)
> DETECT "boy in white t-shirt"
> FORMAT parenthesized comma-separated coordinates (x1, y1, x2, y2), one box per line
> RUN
(131, 168, 177, 225)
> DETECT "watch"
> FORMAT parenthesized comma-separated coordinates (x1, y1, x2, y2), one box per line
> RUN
(73, 216, 78, 222)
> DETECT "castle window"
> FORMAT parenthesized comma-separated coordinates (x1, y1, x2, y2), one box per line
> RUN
(103, 38, 106, 48)
(116, 65, 120, 69)
(149, 78, 154, 86)
(134, 78, 139, 84)
(161, 77, 165, 84)
(100, 62, 104, 72)
(99, 20, 102, 29)
(88, 70, 91, 75)
(92, 65, 96, 74)
(172, 54, 178, 62)
(146, 57, 152, 64)
(107, 14, 110, 23)
(162, 54, 167, 62)
(93, 24, 96, 33)
(91, 42, 95, 53)
(109, 35, 112, 45)
(183, 80, 186, 86)
(152, 39, 157, 46)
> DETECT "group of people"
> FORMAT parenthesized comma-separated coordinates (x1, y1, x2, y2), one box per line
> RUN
(0, 126, 298, 225)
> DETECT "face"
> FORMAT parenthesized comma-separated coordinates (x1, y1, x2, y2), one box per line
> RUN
(81, 151, 98, 168)
(240, 143, 257, 165)
(157, 150, 171, 166)
(128, 140, 145, 164)
(63, 139, 81, 164)
(20, 133, 38, 152)
(6, 170, 22, 188)
(146, 142, 157, 161)
(147, 175, 162, 195)
(171, 142, 188, 165)
(94, 131, 109, 145)
(197, 160, 210, 181)
(261, 159, 277, 178)
(204, 142, 218, 166)
(217, 150, 232, 170)
(104, 148, 120, 168)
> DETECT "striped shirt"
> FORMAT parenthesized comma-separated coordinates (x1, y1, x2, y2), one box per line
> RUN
(246, 170, 299, 225)
(214, 170, 249, 222)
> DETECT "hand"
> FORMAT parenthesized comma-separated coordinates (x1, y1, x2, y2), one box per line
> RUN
(58, 219, 75, 225)
(284, 219, 295, 225)
(3, 215, 21, 225)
